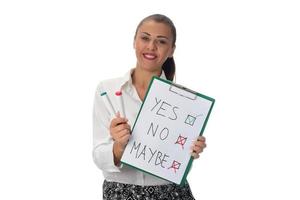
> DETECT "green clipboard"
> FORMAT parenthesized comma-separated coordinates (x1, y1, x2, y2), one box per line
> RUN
(121, 76, 215, 185)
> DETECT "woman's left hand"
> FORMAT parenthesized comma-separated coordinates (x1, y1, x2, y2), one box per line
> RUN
(191, 136, 207, 159)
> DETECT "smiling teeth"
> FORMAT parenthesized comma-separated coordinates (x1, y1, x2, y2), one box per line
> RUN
(144, 54, 156, 59)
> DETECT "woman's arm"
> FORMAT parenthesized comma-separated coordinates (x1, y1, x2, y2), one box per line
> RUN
(109, 112, 131, 166)
(92, 84, 122, 172)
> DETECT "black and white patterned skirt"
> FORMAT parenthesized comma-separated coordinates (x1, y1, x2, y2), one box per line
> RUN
(103, 180, 195, 200)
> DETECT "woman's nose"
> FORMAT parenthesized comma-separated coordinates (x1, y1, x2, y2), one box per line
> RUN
(147, 40, 157, 51)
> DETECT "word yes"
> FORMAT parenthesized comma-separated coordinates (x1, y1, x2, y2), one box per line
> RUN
(151, 97, 179, 121)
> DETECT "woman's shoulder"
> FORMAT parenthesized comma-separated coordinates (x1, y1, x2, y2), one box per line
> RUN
(95, 75, 125, 93)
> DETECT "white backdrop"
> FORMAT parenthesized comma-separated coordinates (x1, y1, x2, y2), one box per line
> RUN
(0, 0, 299, 199)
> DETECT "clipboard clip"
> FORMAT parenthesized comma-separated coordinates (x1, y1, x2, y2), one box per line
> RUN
(169, 83, 197, 100)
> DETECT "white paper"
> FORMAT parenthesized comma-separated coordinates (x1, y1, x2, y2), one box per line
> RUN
(121, 78, 214, 184)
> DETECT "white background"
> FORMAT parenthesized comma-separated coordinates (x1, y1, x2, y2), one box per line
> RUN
(0, 0, 299, 199)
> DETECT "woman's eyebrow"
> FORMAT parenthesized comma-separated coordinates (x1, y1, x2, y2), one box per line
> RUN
(141, 32, 169, 40)
(157, 35, 169, 40)
(141, 32, 151, 36)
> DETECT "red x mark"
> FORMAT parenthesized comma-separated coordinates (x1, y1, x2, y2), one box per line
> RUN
(175, 134, 187, 149)
(168, 160, 181, 173)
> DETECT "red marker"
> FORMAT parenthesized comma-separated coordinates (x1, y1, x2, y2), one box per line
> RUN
(115, 90, 125, 117)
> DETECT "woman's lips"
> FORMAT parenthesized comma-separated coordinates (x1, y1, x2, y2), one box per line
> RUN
(143, 53, 157, 60)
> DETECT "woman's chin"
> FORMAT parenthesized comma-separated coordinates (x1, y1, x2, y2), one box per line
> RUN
(140, 65, 161, 73)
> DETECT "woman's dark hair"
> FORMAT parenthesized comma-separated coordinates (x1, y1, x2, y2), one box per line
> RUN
(134, 14, 176, 81)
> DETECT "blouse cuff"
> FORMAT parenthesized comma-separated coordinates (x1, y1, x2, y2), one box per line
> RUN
(93, 143, 123, 173)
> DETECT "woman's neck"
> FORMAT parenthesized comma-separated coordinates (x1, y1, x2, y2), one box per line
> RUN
(132, 67, 161, 101)
(132, 67, 161, 90)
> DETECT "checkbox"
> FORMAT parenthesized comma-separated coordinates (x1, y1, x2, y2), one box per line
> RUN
(185, 115, 196, 126)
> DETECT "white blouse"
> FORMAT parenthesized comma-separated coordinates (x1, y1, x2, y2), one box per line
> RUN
(92, 69, 171, 186)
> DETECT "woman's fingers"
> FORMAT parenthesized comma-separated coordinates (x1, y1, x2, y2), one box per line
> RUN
(191, 152, 200, 159)
(115, 131, 131, 149)
(197, 136, 206, 142)
(194, 141, 207, 150)
(112, 123, 131, 133)
(110, 113, 131, 141)
(110, 117, 128, 129)
(190, 136, 207, 159)
(192, 145, 204, 154)
(114, 128, 130, 139)
(110, 123, 131, 140)
(119, 133, 130, 144)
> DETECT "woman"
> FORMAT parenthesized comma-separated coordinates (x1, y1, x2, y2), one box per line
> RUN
(93, 14, 206, 199)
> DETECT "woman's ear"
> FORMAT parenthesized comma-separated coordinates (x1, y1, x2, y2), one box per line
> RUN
(168, 45, 176, 58)
(133, 37, 137, 49)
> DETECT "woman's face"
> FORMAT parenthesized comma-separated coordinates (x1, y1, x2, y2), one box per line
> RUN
(134, 20, 175, 73)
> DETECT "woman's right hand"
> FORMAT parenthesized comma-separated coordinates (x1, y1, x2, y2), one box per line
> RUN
(110, 112, 131, 165)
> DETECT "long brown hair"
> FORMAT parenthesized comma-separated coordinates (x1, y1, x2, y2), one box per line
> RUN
(134, 14, 176, 81)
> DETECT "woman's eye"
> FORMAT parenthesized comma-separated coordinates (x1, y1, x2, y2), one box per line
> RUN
(159, 40, 167, 44)
(141, 36, 149, 41)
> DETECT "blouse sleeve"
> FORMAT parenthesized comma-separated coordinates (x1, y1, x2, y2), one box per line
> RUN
(92, 83, 121, 172)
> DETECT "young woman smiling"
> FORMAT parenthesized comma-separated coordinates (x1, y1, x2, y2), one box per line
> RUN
(93, 14, 206, 199)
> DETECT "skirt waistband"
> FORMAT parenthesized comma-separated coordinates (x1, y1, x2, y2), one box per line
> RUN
(103, 180, 195, 200)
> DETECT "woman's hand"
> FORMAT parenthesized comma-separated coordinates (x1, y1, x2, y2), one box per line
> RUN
(110, 112, 131, 165)
(190, 136, 207, 159)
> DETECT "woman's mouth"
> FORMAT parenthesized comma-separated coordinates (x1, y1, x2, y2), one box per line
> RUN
(143, 53, 157, 60)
